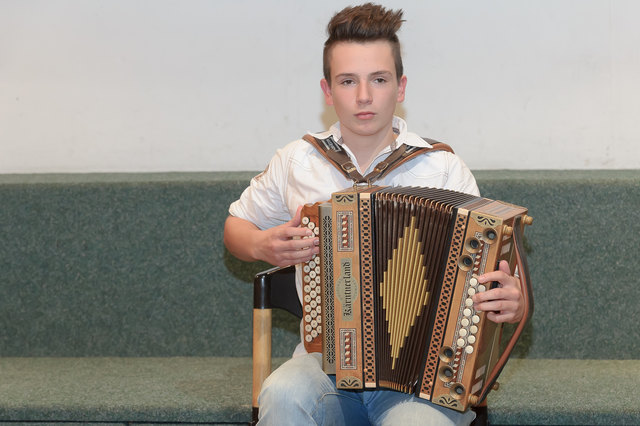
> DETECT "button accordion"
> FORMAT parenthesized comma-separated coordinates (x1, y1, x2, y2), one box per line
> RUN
(299, 185, 533, 412)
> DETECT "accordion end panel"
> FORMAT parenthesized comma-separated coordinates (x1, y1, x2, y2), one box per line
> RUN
(422, 202, 530, 413)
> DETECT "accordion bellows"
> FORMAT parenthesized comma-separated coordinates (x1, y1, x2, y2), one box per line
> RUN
(300, 186, 533, 412)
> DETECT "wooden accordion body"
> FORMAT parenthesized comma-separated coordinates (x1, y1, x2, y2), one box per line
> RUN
(300, 186, 532, 412)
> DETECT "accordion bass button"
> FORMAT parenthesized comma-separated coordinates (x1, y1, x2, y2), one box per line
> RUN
(302, 217, 309, 225)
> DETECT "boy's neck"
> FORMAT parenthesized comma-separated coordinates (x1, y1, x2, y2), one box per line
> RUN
(341, 126, 397, 172)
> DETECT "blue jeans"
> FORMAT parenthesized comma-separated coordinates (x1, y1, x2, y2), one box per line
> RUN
(258, 353, 476, 426)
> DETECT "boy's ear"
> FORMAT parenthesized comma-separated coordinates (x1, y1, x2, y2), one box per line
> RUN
(320, 79, 334, 106)
(397, 75, 408, 103)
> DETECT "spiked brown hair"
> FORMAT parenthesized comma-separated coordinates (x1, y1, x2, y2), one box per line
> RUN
(323, 3, 405, 84)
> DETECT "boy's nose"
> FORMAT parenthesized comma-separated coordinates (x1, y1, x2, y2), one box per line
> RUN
(357, 84, 372, 105)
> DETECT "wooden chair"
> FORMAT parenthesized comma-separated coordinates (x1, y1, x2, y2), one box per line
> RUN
(251, 265, 488, 426)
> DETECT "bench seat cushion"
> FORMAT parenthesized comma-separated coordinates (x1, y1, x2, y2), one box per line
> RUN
(1, 357, 638, 425)
(487, 358, 640, 425)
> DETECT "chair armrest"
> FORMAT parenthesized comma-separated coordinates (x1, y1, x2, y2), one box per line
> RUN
(253, 265, 301, 318)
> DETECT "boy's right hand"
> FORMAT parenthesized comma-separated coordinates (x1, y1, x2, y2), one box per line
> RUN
(254, 206, 320, 267)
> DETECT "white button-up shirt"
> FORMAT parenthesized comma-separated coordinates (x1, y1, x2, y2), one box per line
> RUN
(229, 116, 479, 228)
(229, 116, 479, 355)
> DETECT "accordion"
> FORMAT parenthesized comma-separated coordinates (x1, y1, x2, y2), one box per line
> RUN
(299, 185, 533, 412)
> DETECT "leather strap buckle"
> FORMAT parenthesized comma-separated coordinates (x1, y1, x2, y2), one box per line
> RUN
(341, 161, 357, 174)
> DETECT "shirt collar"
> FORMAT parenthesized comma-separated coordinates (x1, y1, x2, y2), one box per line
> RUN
(308, 116, 431, 149)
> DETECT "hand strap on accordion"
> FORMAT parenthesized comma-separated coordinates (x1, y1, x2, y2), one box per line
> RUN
(302, 134, 454, 185)
(476, 215, 534, 405)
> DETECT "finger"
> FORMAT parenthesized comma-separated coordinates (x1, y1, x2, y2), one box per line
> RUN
(486, 311, 516, 324)
(288, 206, 304, 228)
(279, 245, 320, 266)
(498, 259, 511, 273)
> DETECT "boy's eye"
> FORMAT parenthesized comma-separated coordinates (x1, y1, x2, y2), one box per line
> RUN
(340, 79, 355, 86)
(373, 77, 387, 84)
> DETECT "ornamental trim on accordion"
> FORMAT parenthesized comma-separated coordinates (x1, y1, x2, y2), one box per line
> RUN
(299, 185, 533, 412)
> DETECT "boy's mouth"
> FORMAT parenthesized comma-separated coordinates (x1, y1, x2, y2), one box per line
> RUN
(356, 112, 375, 120)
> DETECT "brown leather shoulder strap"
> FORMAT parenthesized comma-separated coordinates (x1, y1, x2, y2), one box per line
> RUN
(303, 134, 454, 185)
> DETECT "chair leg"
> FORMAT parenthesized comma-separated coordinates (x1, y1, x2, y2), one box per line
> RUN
(470, 402, 488, 426)
(252, 308, 272, 425)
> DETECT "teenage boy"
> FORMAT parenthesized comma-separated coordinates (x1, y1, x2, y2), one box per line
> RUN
(224, 3, 523, 425)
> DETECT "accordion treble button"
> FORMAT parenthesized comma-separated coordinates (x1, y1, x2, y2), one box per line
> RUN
(469, 277, 479, 287)
(468, 335, 477, 344)
(465, 346, 474, 354)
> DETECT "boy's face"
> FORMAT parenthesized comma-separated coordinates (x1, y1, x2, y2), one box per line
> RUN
(321, 40, 407, 142)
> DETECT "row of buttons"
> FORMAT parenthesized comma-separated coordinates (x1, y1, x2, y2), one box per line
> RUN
(457, 267, 487, 354)
(301, 217, 323, 343)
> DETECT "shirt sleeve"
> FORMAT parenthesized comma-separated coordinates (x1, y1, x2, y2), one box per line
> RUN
(228, 148, 292, 230)
(441, 152, 480, 196)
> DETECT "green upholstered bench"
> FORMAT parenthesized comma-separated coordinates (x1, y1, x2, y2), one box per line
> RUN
(0, 171, 638, 425)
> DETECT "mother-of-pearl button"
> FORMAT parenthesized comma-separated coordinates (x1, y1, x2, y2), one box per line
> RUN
(469, 277, 478, 287)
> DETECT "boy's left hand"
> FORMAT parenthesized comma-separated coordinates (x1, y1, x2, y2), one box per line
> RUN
(472, 260, 524, 324)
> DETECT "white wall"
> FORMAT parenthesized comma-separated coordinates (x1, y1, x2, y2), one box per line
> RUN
(1, 0, 639, 173)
